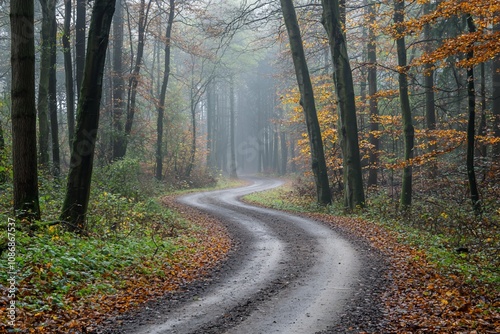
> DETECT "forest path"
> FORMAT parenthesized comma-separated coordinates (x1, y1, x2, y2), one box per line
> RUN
(125, 177, 363, 334)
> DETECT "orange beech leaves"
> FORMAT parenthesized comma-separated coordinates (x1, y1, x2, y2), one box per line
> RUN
(406, 0, 500, 67)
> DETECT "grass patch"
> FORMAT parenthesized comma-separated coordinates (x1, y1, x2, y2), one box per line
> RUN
(244, 182, 326, 213)
(0, 158, 233, 332)
(0, 229, 180, 311)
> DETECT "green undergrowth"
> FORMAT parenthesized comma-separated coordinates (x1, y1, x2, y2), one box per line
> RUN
(0, 158, 234, 317)
(0, 229, 181, 312)
(169, 176, 248, 196)
(243, 181, 500, 290)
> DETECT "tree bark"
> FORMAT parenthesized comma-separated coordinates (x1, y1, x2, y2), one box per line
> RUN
(63, 0, 75, 151)
(10, 0, 40, 220)
(492, 22, 500, 157)
(477, 63, 487, 158)
(394, 0, 414, 209)
(466, 15, 481, 214)
(155, 0, 175, 180)
(48, 9, 60, 176)
(280, 0, 332, 205)
(76, 0, 86, 96)
(366, 0, 379, 187)
(321, 0, 365, 209)
(123, 0, 151, 157)
(0, 120, 6, 183)
(60, 0, 116, 231)
(280, 126, 287, 175)
(424, 1, 437, 178)
(112, 0, 126, 160)
(229, 75, 238, 178)
(37, 0, 56, 167)
(206, 78, 217, 169)
(186, 75, 197, 178)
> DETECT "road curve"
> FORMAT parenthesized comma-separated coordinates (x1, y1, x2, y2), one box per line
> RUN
(131, 177, 362, 334)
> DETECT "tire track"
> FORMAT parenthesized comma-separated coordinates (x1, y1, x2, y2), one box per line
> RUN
(129, 177, 361, 334)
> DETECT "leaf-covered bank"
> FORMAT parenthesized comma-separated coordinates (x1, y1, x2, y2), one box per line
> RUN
(243, 181, 500, 333)
(0, 161, 233, 333)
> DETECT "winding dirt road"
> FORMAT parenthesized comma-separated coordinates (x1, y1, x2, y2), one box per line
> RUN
(122, 177, 367, 334)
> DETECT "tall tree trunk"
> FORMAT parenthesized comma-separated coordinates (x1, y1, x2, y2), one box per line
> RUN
(466, 15, 481, 214)
(48, 10, 60, 176)
(321, 0, 365, 209)
(123, 0, 151, 157)
(186, 78, 197, 178)
(206, 78, 216, 169)
(155, 0, 175, 180)
(112, 0, 126, 160)
(367, 0, 379, 187)
(63, 0, 75, 151)
(492, 22, 500, 157)
(280, 126, 287, 175)
(10, 0, 40, 220)
(280, 0, 332, 205)
(394, 0, 414, 209)
(477, 63, 487, 158)
(60, 0, 116, 231)
(76, 0, 86, 96)
(229, 75, 238, 178)
(424, 1, 437, 178)
(290, 133, 297, 173)
(38, 0, 56, 167)
(0, 120, 6, 183)
(273, 125, 279, 173)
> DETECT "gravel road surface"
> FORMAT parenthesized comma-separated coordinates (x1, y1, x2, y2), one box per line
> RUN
(99, 177, 386, 334)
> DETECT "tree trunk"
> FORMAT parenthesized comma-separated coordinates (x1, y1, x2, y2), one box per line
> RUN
(10, 0, 40, 220)
(322, 0, 365, 209)
(394, 0, 414, 209)
(186, 81, 197, 178)
(63, 0, 75, 151)
(112, 0, 126, 160)
(123, 0, 151, 157)
(280, 0, 332, 205)
(60, 0, 116, 231)
(477, 63, 487, 158)
(155, 0, 175, 180)
(466, 15, 481, 214)
(492, 22, 500, 157)
(48, 10, 60, 176)
(280, 127, 287, 175)
(206, 78, 217, 169)
(38, 0, 56, 167)
(273, 125, 279, 173)
(76, 0, 86, 96)
(424, 1, 437, 178)
(367, 0, 379, 187)
(229, 75, 238, 178)
(0, 120, 6, 183)
(290, 134, 297, 173)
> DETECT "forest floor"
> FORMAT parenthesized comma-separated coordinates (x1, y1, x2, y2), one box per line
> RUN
(2, 177, 499, 333)
(97, 176, 498, 334)
(243, 180, 500, 333)
(96, 177, 386, 334)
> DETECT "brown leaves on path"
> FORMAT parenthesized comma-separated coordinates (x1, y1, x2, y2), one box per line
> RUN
(305, 212, 500, 333)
